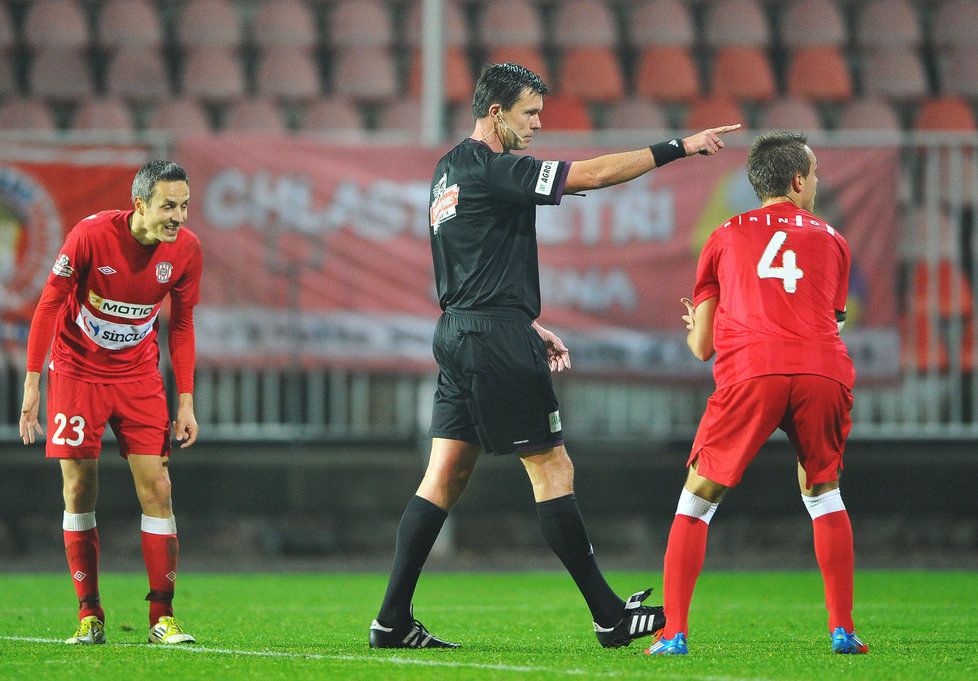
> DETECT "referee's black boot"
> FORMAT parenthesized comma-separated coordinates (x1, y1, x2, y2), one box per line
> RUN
(593, 588, 666, 648)
(369, 611, 460, 649)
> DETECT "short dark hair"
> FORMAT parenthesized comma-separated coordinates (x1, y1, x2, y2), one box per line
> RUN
(471, 63, 550, 119)
(746, 132, 811, 200)
(132, 160, 188, 203)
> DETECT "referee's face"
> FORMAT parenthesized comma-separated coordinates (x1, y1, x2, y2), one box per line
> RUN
(500, 90, 543, 151)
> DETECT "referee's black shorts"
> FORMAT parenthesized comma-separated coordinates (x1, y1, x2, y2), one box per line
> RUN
(429, 306, 564, 456)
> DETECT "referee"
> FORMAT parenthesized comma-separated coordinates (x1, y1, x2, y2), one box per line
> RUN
(369, 62, 740, 649)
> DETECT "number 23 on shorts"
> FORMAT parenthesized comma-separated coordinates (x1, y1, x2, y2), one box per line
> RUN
(51, 413, 86, 446)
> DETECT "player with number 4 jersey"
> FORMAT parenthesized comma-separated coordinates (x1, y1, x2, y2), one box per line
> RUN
(646, 132, 867, 658)
(19, 160, 201, 646)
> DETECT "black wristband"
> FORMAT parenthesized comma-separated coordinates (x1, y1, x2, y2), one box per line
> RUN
(650, 138, 686, 167)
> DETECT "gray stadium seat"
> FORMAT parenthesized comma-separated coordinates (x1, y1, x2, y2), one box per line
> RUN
(855, 0, 921, 49)
(71, 97, 133, 132)
(181, 47, 246, 103)
(328, 0, 394, 48)
(760, 97, 823, 131)
(106, 48, 170, 104)
(628, 0, 695, 49)
(256, 47, 321, 102)
(0, 98, 57, 131)
(861, 48, 929, 103)
(839, 98, 902, 130)
(23, 0, 89, 50)
(704, 0, 770, 47)
(332, 47, 399, 102)
(781, 0, 847, 47)
(147, 98, 213, 135)
(403, 0, 469, 47)
(225, 99, 288, 133)
(480, 0, 544, 48)
(97, 0, 163, 51)
(551, 0, 618, 48)
(30, 48, 93, 102)
(179, 0, 243, 49)
(253, 0, 318, 50)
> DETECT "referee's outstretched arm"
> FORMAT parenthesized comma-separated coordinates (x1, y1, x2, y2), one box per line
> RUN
(563, 124, 742, 193)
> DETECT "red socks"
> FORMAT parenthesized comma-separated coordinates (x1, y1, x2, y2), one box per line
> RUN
(662, 514, 710, 639)
(813, 510, 855, 632)
(63, 512, 103, 622)
(141, 514, 179, 626)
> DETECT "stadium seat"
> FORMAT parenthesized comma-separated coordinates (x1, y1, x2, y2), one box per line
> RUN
(257, 47, 321, 102)
(915, 96, 977, 131)
(760, 97, 823, 130)
(0, 98, 57, 131)
(377, 98, 423, 134)
(685, 95, 745, 132)
(0, 56, 13, 98)
(328, 0, 394, 48)
(539, 94, 592, 130)
(71, 97, 133, 132)
(855, 0, 921, 49)
(486, 47, 550, 83)
(404, 0, 469, 47)
(786, 47, 853, 102)
(106, 48, 170, 103)
(480, 0, 545, 48)
(704, 0, 770, 47)
(179, 0, 243, 49)
(839, 98, 902, 130)
(635, 47, 700, 103)
(253, 0, 318, 50)
(710, 47, 776, 102)
(97, 0, 163, 52)
(781, 0, 847, 47)
(628, 0, 695, 49)
(30, 48, 92, 102)
(303, 97, 364, 132)
(861, 48, 929, 103)
(932, 0, 978, 48)
(939, 47, 978, 99)
(22, 0, 89, 50)
(551, 0, 618, 48)
(146, 98, 213, 135)
(407, 46, 473, 104)
(604, 98, 670, 130)
(225, 99, 288, 133)
(557, 47, 625, 103)
(332, 47, 399, 102)
(181, 47, 246, 103)
(0, 5, 16, 54)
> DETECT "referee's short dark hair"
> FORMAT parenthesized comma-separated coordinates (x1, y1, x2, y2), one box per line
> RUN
(471, 63, 550, 119)
(746, 132, 811, 201)
(132, 160, 189, 203)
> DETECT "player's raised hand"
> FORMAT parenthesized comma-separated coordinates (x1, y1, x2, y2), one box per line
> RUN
(172, 395, 199, 448)
(681, 297, 696, 331)
(683, 124, 742, 156)
(533, 322, 571, 372)
(19, 373, 43, 445)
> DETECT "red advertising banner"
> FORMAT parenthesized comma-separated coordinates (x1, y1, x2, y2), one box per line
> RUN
(177, 136, 900, 379)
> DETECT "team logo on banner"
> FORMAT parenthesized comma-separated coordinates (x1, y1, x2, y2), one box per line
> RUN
(0, 165, 63, 311)
(155, 261, 173, 283)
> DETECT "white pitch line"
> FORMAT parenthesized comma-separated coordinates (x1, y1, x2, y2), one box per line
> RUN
(0, 636, 771, 681)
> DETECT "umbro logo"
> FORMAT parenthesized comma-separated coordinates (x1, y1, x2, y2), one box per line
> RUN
(166, 571, 176, 582)
(73, 571, 87, 581)
(98, 266, 117, 275)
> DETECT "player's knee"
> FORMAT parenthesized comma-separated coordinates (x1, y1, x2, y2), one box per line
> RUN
(63, 478, 96, 505)
(138, 476, 172, 507)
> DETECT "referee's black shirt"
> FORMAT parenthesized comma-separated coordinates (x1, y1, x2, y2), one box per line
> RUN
(428, 138, 571, 319)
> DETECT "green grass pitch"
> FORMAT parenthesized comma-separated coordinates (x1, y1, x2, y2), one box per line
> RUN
(1, 571, 976, 680)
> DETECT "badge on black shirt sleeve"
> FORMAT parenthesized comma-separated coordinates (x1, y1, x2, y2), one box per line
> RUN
(430, 173, 460, 234)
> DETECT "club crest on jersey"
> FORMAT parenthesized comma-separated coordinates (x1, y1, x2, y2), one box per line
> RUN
(430, 173, 459, 233)
(155, 261, 173, 283)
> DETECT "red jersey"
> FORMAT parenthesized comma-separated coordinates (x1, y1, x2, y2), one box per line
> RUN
(692, 201, 855, 390)
(30, 210, 202, 386)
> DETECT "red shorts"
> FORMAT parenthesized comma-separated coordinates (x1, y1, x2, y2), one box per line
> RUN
(689, 374, 852, 488)
(45, 370, 172, 460)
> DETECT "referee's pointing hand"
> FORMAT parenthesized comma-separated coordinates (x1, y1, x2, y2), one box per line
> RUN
(683, 124, 742, 156)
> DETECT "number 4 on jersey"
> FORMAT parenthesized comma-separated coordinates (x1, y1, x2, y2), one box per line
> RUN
(757, 230, 803, 293)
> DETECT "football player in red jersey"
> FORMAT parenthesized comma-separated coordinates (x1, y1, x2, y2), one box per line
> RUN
(19, 160, 202, 646)
(646, 132, 868, 656)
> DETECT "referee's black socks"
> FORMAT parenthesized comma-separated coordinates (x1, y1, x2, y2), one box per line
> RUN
(536, 493, 626, 628)
(376, 495, 448, 627)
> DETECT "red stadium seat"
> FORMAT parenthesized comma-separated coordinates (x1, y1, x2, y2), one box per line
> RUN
(915, 96, 977, 131)
(604, 98, 670, 130)
(404, 0, 469, 47)
(328, 0, 394, 48)
(0, 98, 57, 131)
(487, 47, 550, 84)
(932, 0, 978, 48)
(304, 97, 365, 132)
(557, 47, 625, 103)
(332, 47, 399, 102)
(855, 0, 921, 49)
(408, 46, 473, 105)
(256, 47, 321, 102)
(704, 0, 770, 47)
(147, 98, 213, 135)
(97, 0, 163, 52)
(551, 0, 618, 48)
(839, 98, 902, 130)
(179, 0, 243, 49)
(23, 0, 89, 50)
(30, 48, 93, 102)
(480, 0, 545, 48)
(785, 47, 852, 102)
(635, 47, 700, 103)
(939, 47, 978, 99)
(711, 47, 776, 102)
(72, 98, 133, 132)
(629, 0, 695, 49)
(861, 48, 929, 103)
(225, 99, 288, 133)
(253, 0, 318, 50)
(685, 95, 745, 132)
(540, 94, 592, 130)
(781, 0, 846, 47)
(760, 98, 823, 131)
(181, 47, 246, 103)
(106, 48, 170, 103)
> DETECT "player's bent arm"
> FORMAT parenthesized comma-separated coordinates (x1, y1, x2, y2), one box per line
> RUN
(687, 297, 718, 362)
